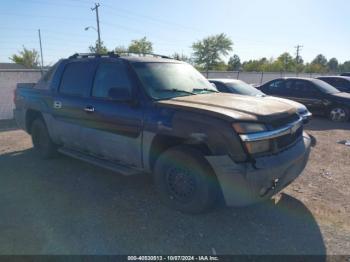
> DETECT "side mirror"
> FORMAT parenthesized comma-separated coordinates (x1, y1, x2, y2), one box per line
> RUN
(210, 83, 216, 88)
(108, 87, 132, 102)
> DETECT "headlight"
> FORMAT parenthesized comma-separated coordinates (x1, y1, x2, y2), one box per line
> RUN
(232, 122, 267, 134)
(232, 122, 270, 154)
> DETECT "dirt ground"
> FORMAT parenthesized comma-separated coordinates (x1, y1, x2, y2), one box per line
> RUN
(0, 117, 349, 255)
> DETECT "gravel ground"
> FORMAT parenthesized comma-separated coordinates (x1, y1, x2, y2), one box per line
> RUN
(0, 117, 349, 255)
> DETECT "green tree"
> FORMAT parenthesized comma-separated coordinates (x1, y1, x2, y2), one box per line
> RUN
(242, 57, 269, 72)
(327, 58, 339, 72)
(312, 54, 328, 66)
(191, 33, 233, 74)
(227, 54, 241, 71)
(9, 46, 39, 68)
(172, 52, 192, 63)
(114, 45, 128, 54)
(276, 52, 295, 72)
(340, 61, 350, 72)
(128, 37, 153, 55)
(309, 54, 327, 73)
(89, 40, 108, 54)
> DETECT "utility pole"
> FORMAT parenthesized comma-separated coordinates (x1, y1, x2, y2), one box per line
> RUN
(91, 3, 101, 50)
(38, 29, 44, 74)
(295, 44, 303, 76)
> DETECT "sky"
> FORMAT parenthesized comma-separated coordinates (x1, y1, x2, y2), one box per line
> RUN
(0, 0, 349, 65)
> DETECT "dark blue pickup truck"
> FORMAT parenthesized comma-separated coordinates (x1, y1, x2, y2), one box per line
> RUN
(14, 53, 312, 213)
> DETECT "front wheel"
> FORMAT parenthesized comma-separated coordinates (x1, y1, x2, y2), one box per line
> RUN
(328, 106, 349, 122)
(153, 146, 220, 214)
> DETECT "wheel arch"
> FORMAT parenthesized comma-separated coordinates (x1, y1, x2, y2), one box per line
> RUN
(25, 109, 44, 134)
(148, 134, 213, 172)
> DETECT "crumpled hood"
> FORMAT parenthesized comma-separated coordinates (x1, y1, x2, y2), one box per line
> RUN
(156, 93, 297, 123)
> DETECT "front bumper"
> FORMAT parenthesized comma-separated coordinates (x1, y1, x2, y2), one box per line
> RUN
(206, 132, 312, 206)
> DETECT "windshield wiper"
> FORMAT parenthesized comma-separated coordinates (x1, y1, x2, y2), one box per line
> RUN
(155, 88, 196, 95)
(192, 88, 219, 93)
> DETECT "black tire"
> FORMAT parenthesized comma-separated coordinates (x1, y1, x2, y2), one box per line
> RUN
(31, 118, 58, 159)
(153, 146, 220, 214)
(328, 106, 349, 122)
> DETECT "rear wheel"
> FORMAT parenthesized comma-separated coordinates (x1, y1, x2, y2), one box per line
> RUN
(31, 118, 58, 159)
(328, 106, 349, 122)
(153, 146, 220, 214)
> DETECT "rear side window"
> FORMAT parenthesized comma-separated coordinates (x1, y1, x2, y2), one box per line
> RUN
(59, 61, 96, 96)
(267, 80, 284, 91)
(35, 62, 59, 89)
(92, 61, 132, 98)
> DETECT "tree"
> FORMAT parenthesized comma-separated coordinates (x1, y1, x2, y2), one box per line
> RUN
(114, 45, 127, 54)
(227, 54, 241, 71)
(10, 46, 39, 68)
(89, 40, 108, 54)
(172, 52, 192, 63)
(327, 58, 339, 72)
(340, 61, 350, 72)
(128, 37, 153, 54)
(276, 52, 295, 72)
(191, 33, 233, 74)
(309, 54, 328, 73)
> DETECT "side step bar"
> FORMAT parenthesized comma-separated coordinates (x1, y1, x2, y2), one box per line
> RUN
(58, 147, 142, 176)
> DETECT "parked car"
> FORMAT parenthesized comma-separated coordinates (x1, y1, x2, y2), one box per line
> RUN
(317, 76, 350, 93)
(209, 79, 312, 123)
(340, 72, 350, 77)
(14, 53, 312, 213)
(258, 77, 350, 122)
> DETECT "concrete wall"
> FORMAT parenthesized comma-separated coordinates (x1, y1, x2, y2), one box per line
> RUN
(0, 70, 43, 120)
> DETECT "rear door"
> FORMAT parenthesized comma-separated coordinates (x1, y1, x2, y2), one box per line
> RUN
(288, 79, 324, 112)
(80, 59, 144, 167)
(52, 59, 97, 150)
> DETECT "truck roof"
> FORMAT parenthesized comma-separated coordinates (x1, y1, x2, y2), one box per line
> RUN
(67, 52, 182, 63)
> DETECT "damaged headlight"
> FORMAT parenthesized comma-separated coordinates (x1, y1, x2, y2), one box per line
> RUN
(232, 122, 271, 154)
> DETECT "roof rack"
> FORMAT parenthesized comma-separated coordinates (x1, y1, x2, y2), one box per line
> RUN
(115, 52, 172, 59)
(68, 52, 119, 59)
(68, 52, 172, 59)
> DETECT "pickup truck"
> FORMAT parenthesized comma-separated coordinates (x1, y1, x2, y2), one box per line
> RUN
(14, 53, 312, 213)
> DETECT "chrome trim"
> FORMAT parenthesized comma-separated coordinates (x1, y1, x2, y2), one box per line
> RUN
(300, 111, 312, 120)
(240, 117, 303, 142)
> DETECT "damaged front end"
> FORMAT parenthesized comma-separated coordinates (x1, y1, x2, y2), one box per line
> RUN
(206, 115, 312, 207)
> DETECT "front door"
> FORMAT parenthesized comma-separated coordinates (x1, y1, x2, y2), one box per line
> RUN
(80, 59, 144, 168)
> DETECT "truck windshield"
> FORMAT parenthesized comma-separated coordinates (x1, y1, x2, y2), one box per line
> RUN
(131, 62, 217, 100)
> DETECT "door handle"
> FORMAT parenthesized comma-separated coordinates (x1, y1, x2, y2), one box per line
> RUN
(53, 101, 62, 109)
(84, 106, 95, 113)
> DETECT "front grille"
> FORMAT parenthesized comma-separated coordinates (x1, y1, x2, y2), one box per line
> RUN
(275, 126, 303, 149)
